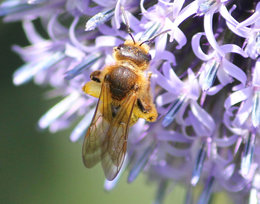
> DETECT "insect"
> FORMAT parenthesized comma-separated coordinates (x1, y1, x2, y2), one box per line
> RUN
(82, 8, 169, 180)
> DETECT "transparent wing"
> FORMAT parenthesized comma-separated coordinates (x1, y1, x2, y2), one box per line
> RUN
(101, 91, 137, 180)
(82, 81, 112, 168)
(82, 80, 137, 181)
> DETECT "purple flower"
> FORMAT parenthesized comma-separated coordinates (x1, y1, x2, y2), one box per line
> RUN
(2, 0, 260, 203)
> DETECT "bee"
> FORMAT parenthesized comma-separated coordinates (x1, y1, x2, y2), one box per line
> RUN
(82, 8, 169, 180)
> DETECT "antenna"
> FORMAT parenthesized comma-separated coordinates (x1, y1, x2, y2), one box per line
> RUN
(121, 6, 136, 44)
(139, 29, 171, 46)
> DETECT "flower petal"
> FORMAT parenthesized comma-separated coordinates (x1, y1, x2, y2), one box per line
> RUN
(192, 32, 214, 61)
(222, 58, 247, 85)
(224, 87, 252, 110)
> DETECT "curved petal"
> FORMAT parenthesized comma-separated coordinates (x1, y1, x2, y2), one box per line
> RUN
(190, 101, 216, 134)
(204, 8, 225, 56)
(215, 134, 239, 147)
(220, 44, 248, 58)
(191, 32, 214, 61)
(252, 59, 260, 87)
(233, 98, 253, 126)
(224, 87, 252, 109)
(222, 59, 247, 85)
(217, 65, 233, 85)
(156, 92, 176, 106)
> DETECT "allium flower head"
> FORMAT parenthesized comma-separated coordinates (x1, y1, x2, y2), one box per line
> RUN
(2, 0, 260, 203)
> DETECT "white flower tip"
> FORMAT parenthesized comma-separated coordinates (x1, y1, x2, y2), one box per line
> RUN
(85, 22, 95, 31)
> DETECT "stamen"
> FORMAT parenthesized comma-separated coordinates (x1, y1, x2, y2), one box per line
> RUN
(64, 53, 102, 80)
(198, 176, 215, 204)
(85, 8, 114, 31)
(139, 22, 160, 42)
(162, 95, 186, 127)
(240, 133, 256, 177)
(191, 142, 206, 186)
(128, 142, 156, 183)
(0, 1, 35, 16)
(252, 91, 260, 128)
(13, 52, 65, 85)
(202, 60, 219, 92)
(139, 29, 171, 46)
(153, 180, 168, 204)
(197, 0, 217, 15)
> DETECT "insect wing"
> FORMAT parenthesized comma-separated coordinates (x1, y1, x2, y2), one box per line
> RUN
(82, 80, 137, 180)
(101, 90, 137, 180)
(82, 82, 112, 168)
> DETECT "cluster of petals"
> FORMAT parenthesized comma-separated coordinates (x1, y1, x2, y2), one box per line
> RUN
(1, 0, 260, 203)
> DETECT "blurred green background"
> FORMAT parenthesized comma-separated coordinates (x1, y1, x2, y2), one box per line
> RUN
(0, 20, 233, 204)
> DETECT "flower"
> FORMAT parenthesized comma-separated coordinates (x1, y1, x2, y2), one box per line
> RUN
(2, 0, 260, 203)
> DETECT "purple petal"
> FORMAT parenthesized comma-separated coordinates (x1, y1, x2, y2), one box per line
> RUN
(222, 58, 247, 85)
(22, 20, 45, 43)
(216, 65, 233, 85)
(64, 43, 85, 60)
(191, 32, 214, 61)
(172, 24, 187, 49)
(220, 44, 248, 58)
(190, 101, 216, 134)
(187, 69, 200, 100)
(206, 84, 225, 95)
(173, 1, 197, 27)
(252, 59, 260, 87)
(224, 87, 252, 110)
(38, 92, 80, 129)
(114, 0, 122, 29)
(233, 98, 253, 127)
(70, 108, 95, 142)
(204, 9, 225, 56)
(69, 17, 96, 52)
(215, 134, 239, 147)
(156, 92, 176, 106)
(13, 52, 65, 85)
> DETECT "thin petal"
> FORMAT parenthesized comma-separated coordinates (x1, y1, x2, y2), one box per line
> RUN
(191, 32, 214, 61)
(70, 109, 95, 142)
(190, 101, 215, 134)
(224, 87, 252, 110)
(220, 44, 248, 58)
(252, 59, 260, 87)
(222, 59, 247, 85)
(38, 92, 80, 129)
(204, 9, 225, 56)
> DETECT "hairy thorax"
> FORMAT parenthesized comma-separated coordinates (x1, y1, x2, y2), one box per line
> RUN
(105, 66, 138, 100)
